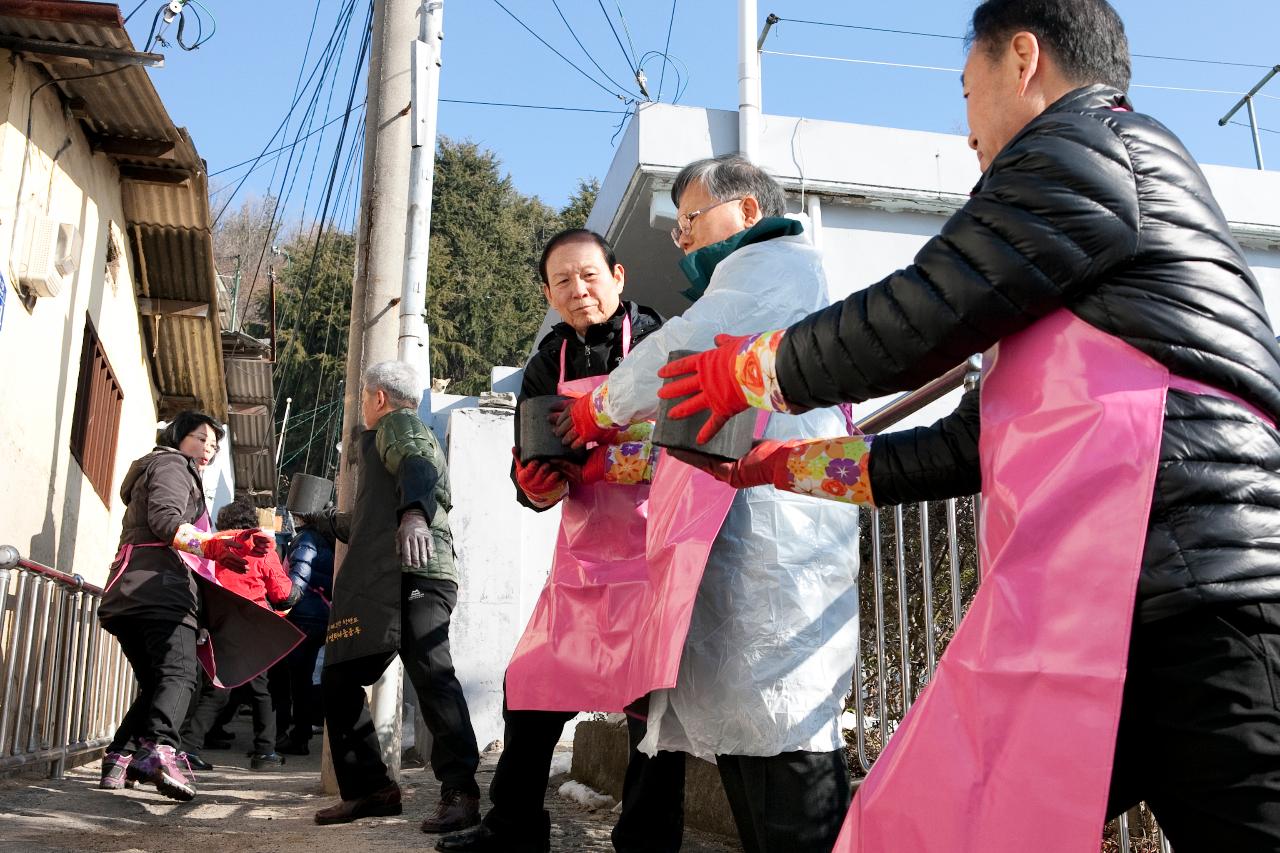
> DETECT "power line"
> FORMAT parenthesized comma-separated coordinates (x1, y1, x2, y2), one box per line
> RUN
(761, 49, 1268, 98)
(488, 0, 635, 103)
(209, 102, 367, 177)
(613, 1, 641, 73)
(549, 0, 633, 98)
(771, 16, 1275, 71)
(596, 0, 637, 74)
(1230, 120, 1280, 135)
(441, 97, 630, 114)
(657, 0, 678, 102)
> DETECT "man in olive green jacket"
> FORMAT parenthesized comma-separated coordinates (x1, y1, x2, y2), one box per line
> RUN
(311, 361, 481, 834)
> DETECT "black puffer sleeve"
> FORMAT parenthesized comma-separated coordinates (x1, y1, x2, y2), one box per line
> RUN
(868, 388, 981, 507)
(776, 110, 1141, 408)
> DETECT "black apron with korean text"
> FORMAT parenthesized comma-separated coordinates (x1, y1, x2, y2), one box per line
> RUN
(324, 430, 402, 666)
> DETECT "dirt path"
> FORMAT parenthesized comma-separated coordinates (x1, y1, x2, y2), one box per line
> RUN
(0, 725, 740, 853)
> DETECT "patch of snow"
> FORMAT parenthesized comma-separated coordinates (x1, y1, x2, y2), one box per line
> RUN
(557, 780, 615, 810)
(549, 751, 573, 778)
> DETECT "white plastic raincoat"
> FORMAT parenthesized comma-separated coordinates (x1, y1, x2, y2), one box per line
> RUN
(601, 231, 860, 760)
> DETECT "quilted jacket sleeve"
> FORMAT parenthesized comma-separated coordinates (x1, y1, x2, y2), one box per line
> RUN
(868, 388, 982, 506)
(776, 111, 1142, 408)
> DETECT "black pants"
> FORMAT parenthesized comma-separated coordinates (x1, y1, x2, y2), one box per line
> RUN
(105, 619, 198, 752)
(273, 617, 326, 743)
(715, 749, 851, 853)
(484, 696, 687, 852)
(1106, 601, 1280, 852)
(323, 576, 480, 801)
(183, 669, 275, 754)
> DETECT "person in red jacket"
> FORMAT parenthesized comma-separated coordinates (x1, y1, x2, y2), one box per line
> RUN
(181, 499, 299, 770)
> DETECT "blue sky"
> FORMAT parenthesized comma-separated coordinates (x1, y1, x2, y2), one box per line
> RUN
(130, 0, 1280, 223)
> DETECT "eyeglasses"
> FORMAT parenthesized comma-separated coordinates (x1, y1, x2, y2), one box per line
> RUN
(670, 197, 744, 247)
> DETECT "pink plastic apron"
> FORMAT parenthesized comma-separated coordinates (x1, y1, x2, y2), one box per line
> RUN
(836, 309, 1184, 852)
(108, 511, 303, 689)
(507, 318, 753, 711)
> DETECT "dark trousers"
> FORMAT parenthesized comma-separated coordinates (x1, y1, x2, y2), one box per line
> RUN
(272, 617, 326, 743)
(715, 749, 852, 853)
(1106, 601, 1280, 852)
(484, 696, 686, 852)
(323, 576, 480, 801)
(182, 669, 276, 755)
(105, 619, 198, 752)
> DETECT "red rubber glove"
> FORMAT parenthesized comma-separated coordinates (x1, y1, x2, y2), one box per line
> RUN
(667, 440, 798, 490)
(553, 392, 618, 450)
(512, 448, 568, 505)
(554, 445, 609, 486)
(657, 334, 751, 445)
(201, 529, 255, 573)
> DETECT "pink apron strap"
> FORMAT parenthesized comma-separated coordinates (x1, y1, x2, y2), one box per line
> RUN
(1167, 374, 1275, 428)
(558, 310, 633, 385)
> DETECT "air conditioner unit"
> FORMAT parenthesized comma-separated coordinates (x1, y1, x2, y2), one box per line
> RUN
(18, 214, 81, 298)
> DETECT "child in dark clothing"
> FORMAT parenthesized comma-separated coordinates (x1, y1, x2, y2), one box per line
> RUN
(182, 499, 299, 770)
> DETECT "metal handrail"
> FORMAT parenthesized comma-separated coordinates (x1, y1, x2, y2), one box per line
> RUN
(0, 546, 133, 778)
(855, 354, 983, 434)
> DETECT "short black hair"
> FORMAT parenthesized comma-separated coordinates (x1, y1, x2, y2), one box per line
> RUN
(215, 498, 260, 532)
(538, 229, 617, 285)
(968, 0, 1131, 92)
(159, 410, 225, 450)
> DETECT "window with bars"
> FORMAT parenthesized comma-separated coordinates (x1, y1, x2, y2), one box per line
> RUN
(70, 316, 124, 504)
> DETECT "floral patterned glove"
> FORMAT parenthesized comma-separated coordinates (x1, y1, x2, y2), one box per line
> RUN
(669, 434, 876, 506)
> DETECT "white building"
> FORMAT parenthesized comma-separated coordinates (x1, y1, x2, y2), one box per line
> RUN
(0, 1, 230, 585)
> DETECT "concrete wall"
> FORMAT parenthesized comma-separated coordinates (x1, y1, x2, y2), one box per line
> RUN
(437, 404, 563, 749)
(0, 55, 161, 584)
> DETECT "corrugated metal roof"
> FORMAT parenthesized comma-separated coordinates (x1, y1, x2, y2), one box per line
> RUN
(226, 358, 272, 408)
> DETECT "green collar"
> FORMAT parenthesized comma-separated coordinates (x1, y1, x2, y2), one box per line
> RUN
(678, 217, 804, 302)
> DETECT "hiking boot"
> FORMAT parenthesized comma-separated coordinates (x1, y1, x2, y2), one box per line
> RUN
(99, 751, 136, 790)
(421, 789, 481, 834)
(183, 752, 214, 771)
(250, 752, 285, 770)
(127, 742, 196, 802)
(435, 822, 549, 853)
(314, 782, 402, 825)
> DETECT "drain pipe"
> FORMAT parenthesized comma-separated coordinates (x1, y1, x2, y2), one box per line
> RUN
(738, 0, 761, 161)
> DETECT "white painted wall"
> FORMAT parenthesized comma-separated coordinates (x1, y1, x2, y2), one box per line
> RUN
(435, 404, 563, 749)
(0, 56, 161, 584)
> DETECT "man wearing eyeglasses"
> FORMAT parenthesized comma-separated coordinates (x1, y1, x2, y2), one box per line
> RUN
(551, 154, 861, 853)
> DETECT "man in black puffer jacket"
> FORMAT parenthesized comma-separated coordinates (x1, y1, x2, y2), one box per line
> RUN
(656, 1, 1280, 849)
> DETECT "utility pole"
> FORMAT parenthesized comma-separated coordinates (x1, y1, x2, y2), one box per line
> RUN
(325, 0, 424, 794)
(398, 0, 444, 408)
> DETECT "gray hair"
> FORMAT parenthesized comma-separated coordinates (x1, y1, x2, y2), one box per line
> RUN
(670, 154, 787, 218)
(362, 361, 423, 409)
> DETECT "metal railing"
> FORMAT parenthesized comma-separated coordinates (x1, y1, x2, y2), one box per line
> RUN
(0, 545, 135, 778)
(849, 359, 1170, 852)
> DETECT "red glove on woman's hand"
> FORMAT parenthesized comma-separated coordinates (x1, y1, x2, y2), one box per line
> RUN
(201, 529, 257, 573)
(657, 334, 752, 445)
(513, 448, 569, 507)
(553, 445, 609, 486)
(667, 439, 798, 490)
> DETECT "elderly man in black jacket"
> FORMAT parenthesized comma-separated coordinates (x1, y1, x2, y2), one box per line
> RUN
(659, 0, 1280, 850)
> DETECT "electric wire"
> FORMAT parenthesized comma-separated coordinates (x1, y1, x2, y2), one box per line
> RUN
(549, 0, 634, 99)
(760, 50, 1272, 98)
(613, 1, 641, 74)
(1229, 120, 1280, 134)
(596, 0, 637, 75)
(770, 16, 1275, 71)
(208, 102, 367, 178)
(656, 0, 678, 102)
(488, 0, 636, 103)
(441, 98, 630, 114)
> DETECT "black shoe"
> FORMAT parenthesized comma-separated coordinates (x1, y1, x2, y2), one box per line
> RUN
(277, 739, 310, 756)
(435, 822, 549, 853)
(315, 783, 402, 825)
(183, 752, 214, 771)
(249, 752, 286, 770)
(421, 789, 481, 834)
